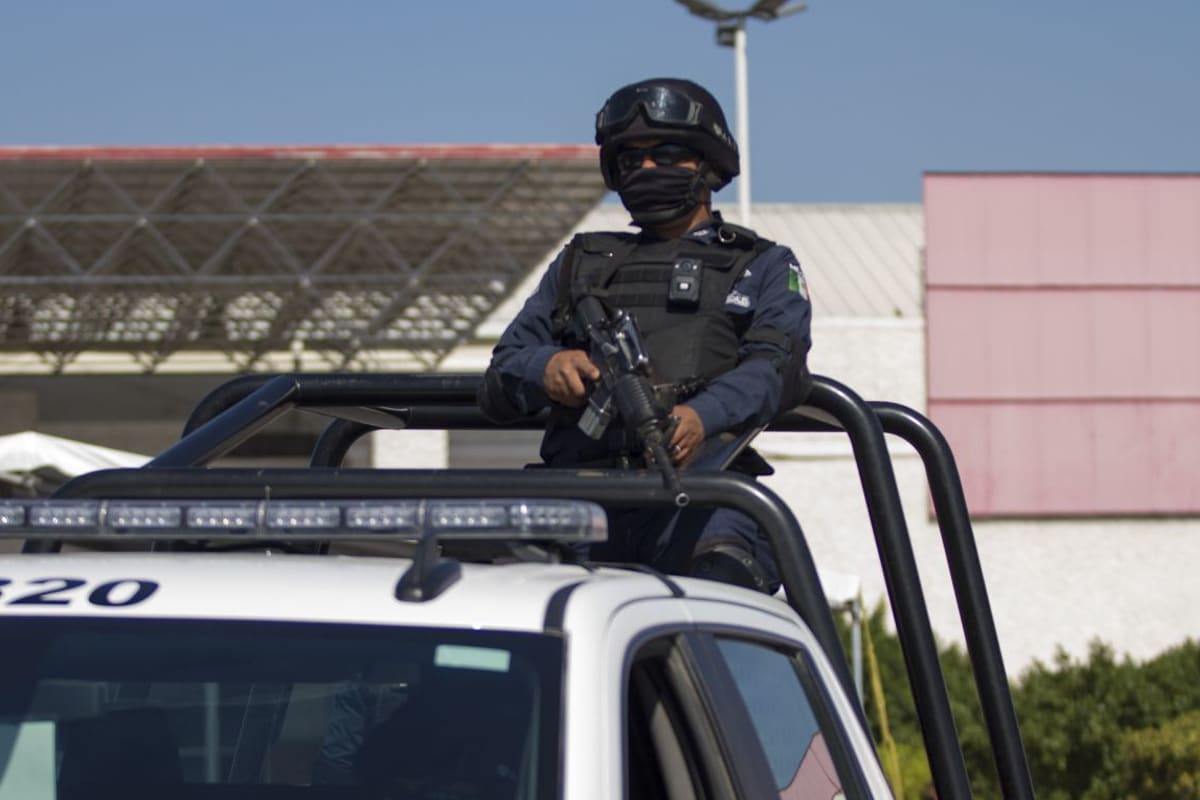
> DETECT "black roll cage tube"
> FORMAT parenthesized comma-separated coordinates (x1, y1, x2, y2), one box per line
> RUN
(47, 371, 1032, 800)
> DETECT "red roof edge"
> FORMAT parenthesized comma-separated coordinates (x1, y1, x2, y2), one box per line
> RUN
(0, 144, 599, 161)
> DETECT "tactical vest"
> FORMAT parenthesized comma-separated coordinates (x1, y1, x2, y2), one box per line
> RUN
(539, 223, 774, 468)
(553, 223, 773, 394)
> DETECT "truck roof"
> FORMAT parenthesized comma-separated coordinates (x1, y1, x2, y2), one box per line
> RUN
(2, 552, 587, 630)
(0, 551, 791, 631)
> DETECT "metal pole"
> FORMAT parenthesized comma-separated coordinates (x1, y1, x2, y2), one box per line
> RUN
(851, 597, 864, 703)
(733, 20, 752, 227)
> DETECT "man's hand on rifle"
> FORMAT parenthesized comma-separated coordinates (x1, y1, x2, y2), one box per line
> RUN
(544, 349, 601, 407)
(667, 404, 705, 466)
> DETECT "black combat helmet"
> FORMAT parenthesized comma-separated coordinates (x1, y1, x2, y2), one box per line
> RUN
(594, 78, 740, 192)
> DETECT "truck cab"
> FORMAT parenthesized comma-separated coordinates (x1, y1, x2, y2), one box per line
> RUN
(0, 548, 885, 799)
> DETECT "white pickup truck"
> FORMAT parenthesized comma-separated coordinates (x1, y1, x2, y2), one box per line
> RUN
(0, 372, 1034, 799)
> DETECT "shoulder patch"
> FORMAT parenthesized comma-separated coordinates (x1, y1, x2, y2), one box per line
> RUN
(787, 262, 809, 301)
(724, 290, 752, 309)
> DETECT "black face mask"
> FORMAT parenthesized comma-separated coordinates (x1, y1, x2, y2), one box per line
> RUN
(617, 166, 706, 227)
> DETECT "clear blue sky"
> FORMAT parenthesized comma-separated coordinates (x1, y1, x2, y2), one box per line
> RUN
(4, 1, 1197, 202)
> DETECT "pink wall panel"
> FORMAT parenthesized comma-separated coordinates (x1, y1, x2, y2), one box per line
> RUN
(930, 401, 1200, 516)
(925, 174, 1200, 287)
(924, 177, 1038, 286)
(925, 173, 1200, 516)
(1146, 179, 1200, 281)
(928, 288, 1200, 399)
(1084, 179, 1153, 285)
(1029, 180, 1091, 283)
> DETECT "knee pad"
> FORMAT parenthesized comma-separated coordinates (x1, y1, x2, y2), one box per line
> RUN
(687, 536, 772, 593)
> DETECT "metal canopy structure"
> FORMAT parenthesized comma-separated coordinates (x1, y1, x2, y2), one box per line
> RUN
(0, 145, 607, 373)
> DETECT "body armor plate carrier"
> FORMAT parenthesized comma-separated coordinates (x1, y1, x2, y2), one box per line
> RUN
(552, 222, 769, 393)
(542, 221, 807, 470)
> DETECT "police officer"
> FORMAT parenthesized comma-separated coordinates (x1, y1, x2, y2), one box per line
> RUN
(478, 77, 812, 593)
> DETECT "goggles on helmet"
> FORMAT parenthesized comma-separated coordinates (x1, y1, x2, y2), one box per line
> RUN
(595, 85, 705, 137)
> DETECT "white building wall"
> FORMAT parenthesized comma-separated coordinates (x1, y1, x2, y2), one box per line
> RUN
(975, 518, 1200, 674)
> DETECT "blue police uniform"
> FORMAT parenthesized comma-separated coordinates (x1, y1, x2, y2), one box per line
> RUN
(481, 212, 812, 591)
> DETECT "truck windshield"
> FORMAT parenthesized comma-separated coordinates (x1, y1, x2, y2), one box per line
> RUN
(0, 617, 562, 800)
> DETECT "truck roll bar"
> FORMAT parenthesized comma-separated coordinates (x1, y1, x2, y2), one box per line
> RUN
(118, 370, 1036, 798)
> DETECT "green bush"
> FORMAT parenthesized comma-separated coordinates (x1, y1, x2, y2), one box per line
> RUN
(1015, 643, 1140, 799)
(1105, 709, 1200, 799)
(1015, 641, 1200, 799)
(836, 604, 993, 798)
(835, 603, 1200, 799)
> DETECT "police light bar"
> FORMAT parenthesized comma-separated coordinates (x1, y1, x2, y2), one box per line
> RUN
(0, 499, 608, 543)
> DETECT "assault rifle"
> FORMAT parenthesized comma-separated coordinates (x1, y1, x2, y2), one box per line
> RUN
(573, 295, 688, 506)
